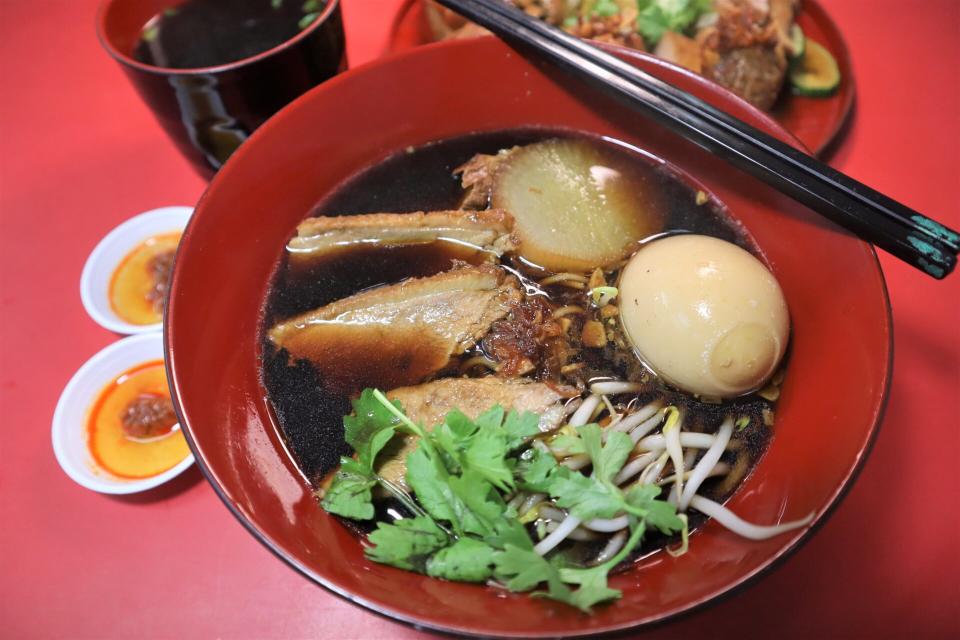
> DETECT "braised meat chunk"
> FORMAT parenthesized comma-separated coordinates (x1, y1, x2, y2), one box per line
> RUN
(268, 266, 522, 393)
(287, 209, 517, 266)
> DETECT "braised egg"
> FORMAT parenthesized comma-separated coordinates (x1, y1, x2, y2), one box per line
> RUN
(619, 234, 789, 398)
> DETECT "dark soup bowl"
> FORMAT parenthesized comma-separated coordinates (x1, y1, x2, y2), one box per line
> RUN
(166, 37, 890, 638)
(97, 0, 346, 178)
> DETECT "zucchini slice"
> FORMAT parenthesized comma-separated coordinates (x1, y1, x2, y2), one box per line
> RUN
(789, 24, 805, 61)
(790, 39, 841, 97)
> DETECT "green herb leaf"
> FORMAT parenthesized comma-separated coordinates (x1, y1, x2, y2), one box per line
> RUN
(448, 470, 505, 535)
(516, 447, 559, 493)
(625, 484, 684, 534)
(577, 424, 632, 483)
(555, 568, 622, 611)
(320, 458, 376, 520)
(302, 0, 321, 11)
(550, 431, 586, 456)
(502, 410, 541, 451)
(426, 538, 496, 582)
(636, 0, 712, 45)
(405, 445, 464, 529)
(550, 469, 625, 521)
(344, 389, 403, 470)
(493, 544, 567, 592)
(587, 0, 621, 18)
(298, 11, 319, 30)
(485, 517, 535, 551)
(463, 427, 513, 491)
(365, 516, 449, 571)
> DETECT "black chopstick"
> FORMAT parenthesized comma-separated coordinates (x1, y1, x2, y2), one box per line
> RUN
(435, 0, 959, 279)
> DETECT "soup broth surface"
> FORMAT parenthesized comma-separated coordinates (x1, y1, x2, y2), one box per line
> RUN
(133, 0, 325, 69)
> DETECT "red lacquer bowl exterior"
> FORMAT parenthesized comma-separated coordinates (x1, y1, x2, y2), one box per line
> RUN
(166, 37, 890, 638)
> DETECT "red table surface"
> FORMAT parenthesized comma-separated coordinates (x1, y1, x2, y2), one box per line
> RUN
(1, 1, 957, 638)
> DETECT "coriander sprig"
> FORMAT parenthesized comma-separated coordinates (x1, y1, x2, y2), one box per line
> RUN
(320, 388, 684, 613)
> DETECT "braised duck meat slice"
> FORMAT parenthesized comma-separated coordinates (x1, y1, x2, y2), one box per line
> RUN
(268, 266, 522, 393)
(377, 377, 576, 489)
(287, 209, 517, 266)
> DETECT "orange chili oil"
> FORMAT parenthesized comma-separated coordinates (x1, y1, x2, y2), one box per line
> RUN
(109, 232, 181, 325)
(86, 360, 189, 479)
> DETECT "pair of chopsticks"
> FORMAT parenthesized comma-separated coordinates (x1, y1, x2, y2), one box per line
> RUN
(434, 0, 958, 279)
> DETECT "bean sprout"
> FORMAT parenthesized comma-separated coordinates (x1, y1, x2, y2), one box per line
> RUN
(689, 495, 815, 540)
(679, 417, 734, 511)
(561, 454, 592, 471)
(614, 450, 663, 485)
(639, 451, 670, 485)
(637, 432, 722, 451)
(519, 493, 546, 515)
(663, 407, 685, 504)
(539, 508, 629, 534)
(658, 462, 730, 486)
(535, 515, 583, 554)
(584, 515, 630, 532)
(592, 530, 628, 565)
(590, 380, 644, 395)
(569, 394, 601, 427)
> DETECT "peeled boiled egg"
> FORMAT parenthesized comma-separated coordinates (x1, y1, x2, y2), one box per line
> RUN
(619, 234, 789, 399)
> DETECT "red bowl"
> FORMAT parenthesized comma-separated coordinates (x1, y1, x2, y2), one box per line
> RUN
(166, 37, 891, 638)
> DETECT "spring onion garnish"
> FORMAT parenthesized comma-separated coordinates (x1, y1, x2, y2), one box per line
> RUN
(589, 286, 619, 306)
(735, 415, 751, 431)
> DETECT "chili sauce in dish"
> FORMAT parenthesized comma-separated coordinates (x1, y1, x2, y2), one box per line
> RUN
(86, 360, 189, 479)
(109, 232, 180, 325)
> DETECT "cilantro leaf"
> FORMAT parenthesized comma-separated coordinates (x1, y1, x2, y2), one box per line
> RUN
(502, 410, 541, 451)
(495, 544, 626, 612)
(516, 447, 559, 493)
(473, 405, 505, 431)
(576, 425, 632, 483)
(426, 538, 496, 582)
(550, 468, 625, 521)
(554, 569, 621, 612)
(432, 409, 478, 467)
(343, 389, 401, 470)
(405, 445, 465, 530)
(320, 459, 377, 520)
(636, 0, 712, 45)
(493, 544, 567, 592)
(625, 484, 684, 534)
(549, 429, 586, 456)
(447, 470, 505, 536)
(462, 427, 513, 491)
(365, 516, 449, 571)
(485, 517, 535, 551)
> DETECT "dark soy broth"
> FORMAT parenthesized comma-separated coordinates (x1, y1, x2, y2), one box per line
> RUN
(133, 0, 325, 69)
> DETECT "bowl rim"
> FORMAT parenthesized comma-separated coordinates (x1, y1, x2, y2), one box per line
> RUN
(166, 36, 892, 638)
(95, 0, 341, 77)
